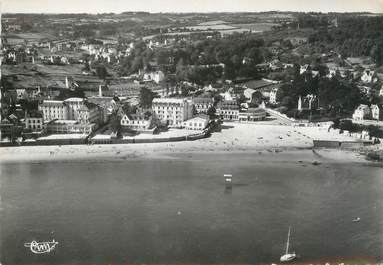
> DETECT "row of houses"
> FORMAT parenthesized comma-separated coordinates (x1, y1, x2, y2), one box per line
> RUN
(120, 96, 266, 133)
(352, 104, 383, 121)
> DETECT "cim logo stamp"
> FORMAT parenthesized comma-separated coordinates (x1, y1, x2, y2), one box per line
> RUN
(24, 239, 58, 254)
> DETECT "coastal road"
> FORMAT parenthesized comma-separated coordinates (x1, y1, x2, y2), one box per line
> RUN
(264, 108, 295, 125)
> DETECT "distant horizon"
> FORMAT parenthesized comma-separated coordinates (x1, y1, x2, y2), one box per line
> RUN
(2, 0, 383, 14)
(3, 11, 383, 15)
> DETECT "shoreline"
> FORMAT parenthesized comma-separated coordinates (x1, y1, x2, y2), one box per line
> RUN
(0, 123, 378, 164)
(0, 141, 370, 165)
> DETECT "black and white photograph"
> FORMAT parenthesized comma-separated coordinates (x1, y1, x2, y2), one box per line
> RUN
(1, 0, 383, 264)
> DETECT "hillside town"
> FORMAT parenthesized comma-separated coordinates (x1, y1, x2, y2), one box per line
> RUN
(0, 12, 383, 152)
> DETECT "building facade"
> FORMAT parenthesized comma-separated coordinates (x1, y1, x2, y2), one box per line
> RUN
(77, 102, 101, 125)
(25, 116, 44, 131)
(216, 100, 239, 121)
(152, 98, 193, 127)
(239, 108, 267, 122)
(371, 104, 382, 121)
(182, 115, 209, 130)
(192, 97, 214, 114)
(64, 97, 85, 120)
(46, 120, 96, 134)
(121, 113, 153, 131)
(269, 88, 278, 104)
(39, 100, 68, 121)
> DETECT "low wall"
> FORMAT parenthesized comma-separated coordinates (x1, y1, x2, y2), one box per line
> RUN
(36, 138, 87, 146)
(313, 140, 341, 148)
(90, 131, 207, 145)
(313, 140, 365, 149)
(340, 141, 364, 149)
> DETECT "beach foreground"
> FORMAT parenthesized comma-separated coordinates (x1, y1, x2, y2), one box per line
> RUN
(0, 123, 371, 163)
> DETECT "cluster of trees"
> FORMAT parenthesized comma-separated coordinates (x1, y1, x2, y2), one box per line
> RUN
(333, 119, 383, 138)
(276, 67, 366, 117)
(118, 33, 271, 82)
(308, 16, 383, 66)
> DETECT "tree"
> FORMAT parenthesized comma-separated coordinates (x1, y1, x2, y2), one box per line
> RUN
(109, 114, 121, 134)
(139, 87, 158, 108)
(95, 64, 108, 80)
(57, 89, 85, 100)
(207, 106, 216, 119)
(251, 91, 263, 105)
(122, 102, 136, 115)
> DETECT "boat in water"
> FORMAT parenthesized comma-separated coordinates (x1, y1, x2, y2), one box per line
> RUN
(280, 226, 297, 262)
(353, 217, 361, 222)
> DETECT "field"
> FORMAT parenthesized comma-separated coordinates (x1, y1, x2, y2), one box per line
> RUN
(230, 23, 280, 32)
(186, 24, 236, 31)
(5, 33, 56, 45)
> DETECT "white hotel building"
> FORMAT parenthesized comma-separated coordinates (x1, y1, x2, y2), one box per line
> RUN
(39, 100, 69, 121)
(152, 98, 193, 127)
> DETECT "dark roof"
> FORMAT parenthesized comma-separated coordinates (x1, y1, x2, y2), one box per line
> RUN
(192, 97, 214, 104)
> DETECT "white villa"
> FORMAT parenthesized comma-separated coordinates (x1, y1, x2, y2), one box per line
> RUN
(143, 70, 165, 84)
(120, 113, 153, 131)
(182, 115, 210, 130)
(371, 104, 382, 121)
(361, 69, 376, 83)
(352, 104, 371, 120)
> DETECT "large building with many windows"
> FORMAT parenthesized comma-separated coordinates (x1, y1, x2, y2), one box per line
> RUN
(216, 100, 239, 121)
(192, 97, 214, 114)
(39, 100, 68, 121)
(39, 98, 101, 134)
(152, 98, 193, 127)
(64, 97, 85, 120)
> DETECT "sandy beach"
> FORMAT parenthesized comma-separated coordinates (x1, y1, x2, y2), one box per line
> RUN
(0, 123, 371, 163)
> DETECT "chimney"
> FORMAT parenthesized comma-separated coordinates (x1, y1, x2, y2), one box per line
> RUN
(298, 96, 302, 111)
(99, 84, 102, 97)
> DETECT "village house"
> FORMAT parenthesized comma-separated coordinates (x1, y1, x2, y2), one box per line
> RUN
(25, 112, 44, 132)
(371, 104, 383, 121)
(143, 70, 165, 84)
(238, 108, 267, 122)
(192, 97, 214, 114)
(0, 118, 21, 142)
(216, 100, 239, 121)
(182, 114, 210, 130)
(120, 112, 154, 132)
(379, 85, 383, 97)
(361, 69, 376, 83)
(269, 88, 279, 104)
(284, 37, 308, 46)
(352, 104, 371, 120)
(152, 98, 193, 127)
